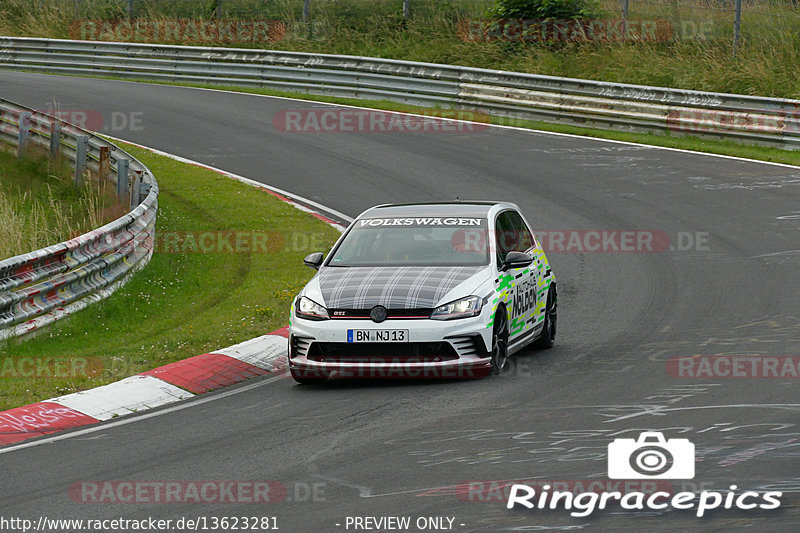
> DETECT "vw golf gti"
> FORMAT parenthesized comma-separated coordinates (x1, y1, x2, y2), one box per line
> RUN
(288, 202, 557, 383)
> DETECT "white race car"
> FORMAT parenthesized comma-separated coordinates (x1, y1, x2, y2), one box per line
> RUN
(288, 202, 557, 383)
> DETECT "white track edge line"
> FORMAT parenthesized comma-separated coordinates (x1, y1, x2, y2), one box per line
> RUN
(104, 134, 354, 225)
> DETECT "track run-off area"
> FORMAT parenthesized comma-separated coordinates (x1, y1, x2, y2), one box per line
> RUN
(1, 71, 799, 532)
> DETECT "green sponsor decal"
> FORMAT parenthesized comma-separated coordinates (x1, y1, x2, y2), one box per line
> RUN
(497, 273, 514, 292)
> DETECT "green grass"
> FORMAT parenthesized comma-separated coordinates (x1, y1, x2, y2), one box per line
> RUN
(0, 145, 121, 259)
(1, 0, 799, 98)
(0, 143, 341, 410)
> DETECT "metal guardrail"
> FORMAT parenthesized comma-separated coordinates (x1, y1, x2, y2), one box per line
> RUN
(1, 36, 799, 148)
(0, 96, 157, 339)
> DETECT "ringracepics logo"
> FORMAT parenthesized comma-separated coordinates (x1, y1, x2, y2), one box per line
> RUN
(506, 432, 783, 518)
(608, 432, 694, 479)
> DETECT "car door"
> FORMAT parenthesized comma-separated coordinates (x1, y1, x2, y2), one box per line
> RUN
(511, 211, 549, 332)
(494, 210, 537, 343)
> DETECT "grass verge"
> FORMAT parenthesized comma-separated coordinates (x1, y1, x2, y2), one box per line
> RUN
(0, 142, 341, 411)
(0, 145, 121, 259)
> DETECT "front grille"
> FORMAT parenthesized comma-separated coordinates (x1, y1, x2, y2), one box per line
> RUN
(329, 308, 433, 320)
(307, 342, 458, 363)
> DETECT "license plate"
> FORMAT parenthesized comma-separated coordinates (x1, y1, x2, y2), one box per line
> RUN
(347, 329, 408, 343)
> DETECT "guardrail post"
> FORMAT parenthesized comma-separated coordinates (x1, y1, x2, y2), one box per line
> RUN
(733, 0, 742, 57)
(75, 135, 89, 188)
(17, 112, 30, 158)
(139, 181, 151, 205)
(130, 170, 143, 210)
(303, 0, 311, 38)
(99, 146, 110, 182)
(50, 121, 61, 159)
(116, 158, 130, 202)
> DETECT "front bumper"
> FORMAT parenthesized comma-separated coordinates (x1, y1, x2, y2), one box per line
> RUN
(288, 313, 493, 379)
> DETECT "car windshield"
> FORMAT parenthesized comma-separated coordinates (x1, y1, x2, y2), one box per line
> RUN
(328, 217, 490, 267)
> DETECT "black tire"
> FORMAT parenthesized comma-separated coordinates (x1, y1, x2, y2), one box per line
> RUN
(535, 283, 557, 349)
(290, 367, 331, 384)
(491, 306, 510, 375)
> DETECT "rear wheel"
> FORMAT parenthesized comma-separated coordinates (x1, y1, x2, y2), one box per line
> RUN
(491, 306, 510, 374)
(535, 284, 557, 349)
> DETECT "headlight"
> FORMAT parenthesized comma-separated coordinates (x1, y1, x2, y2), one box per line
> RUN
(430, 296, 483, 320)
(295, 296, 329, 321)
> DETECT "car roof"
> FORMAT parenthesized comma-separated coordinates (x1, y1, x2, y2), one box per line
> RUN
(360, 201, 515, 219)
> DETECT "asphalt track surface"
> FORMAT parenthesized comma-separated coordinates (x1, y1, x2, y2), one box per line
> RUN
(1, 71, 800, 532)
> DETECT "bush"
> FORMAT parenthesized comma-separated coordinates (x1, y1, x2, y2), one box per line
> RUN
(490, 0, 598, 20)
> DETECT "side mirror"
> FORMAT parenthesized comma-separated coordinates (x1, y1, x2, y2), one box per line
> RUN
(502, 251, 534, 271)
(303, 252, 324, 270)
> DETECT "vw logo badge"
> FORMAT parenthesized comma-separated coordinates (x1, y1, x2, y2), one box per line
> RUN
(370, 306, 388, 323)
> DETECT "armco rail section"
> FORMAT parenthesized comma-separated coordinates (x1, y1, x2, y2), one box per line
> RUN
(0, 97, 157, 339)
(0, 36, 799, 149)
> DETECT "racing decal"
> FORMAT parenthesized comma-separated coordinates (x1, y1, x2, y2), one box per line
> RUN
(496, 273, 514, 294)
(318, 266, 484, 309)
(357, 217, 484, 227)
(489, 241, 556, 333)
(488, 273, 513, 329)
(511, 278, 537, 320)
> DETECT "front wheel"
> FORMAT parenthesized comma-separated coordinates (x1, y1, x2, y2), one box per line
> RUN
(535, 284, 557, 349)
(491, 306, 510, 374)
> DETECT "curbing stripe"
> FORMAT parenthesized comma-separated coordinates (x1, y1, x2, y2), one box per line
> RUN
(142, 352, 269, 394)
(47, 375, 194, 421)
(209, 333, 288, 373)
(0, 402, 99, 446)
(0, 329, 291, 447)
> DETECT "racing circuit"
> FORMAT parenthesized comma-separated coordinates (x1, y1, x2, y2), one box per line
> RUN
(0, 70, 799, 531)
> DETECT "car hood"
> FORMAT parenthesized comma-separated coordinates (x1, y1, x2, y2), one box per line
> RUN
(312, 266, 489, 309)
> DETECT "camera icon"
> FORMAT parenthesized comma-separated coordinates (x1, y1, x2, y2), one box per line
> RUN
(608, 432, 695, 479)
